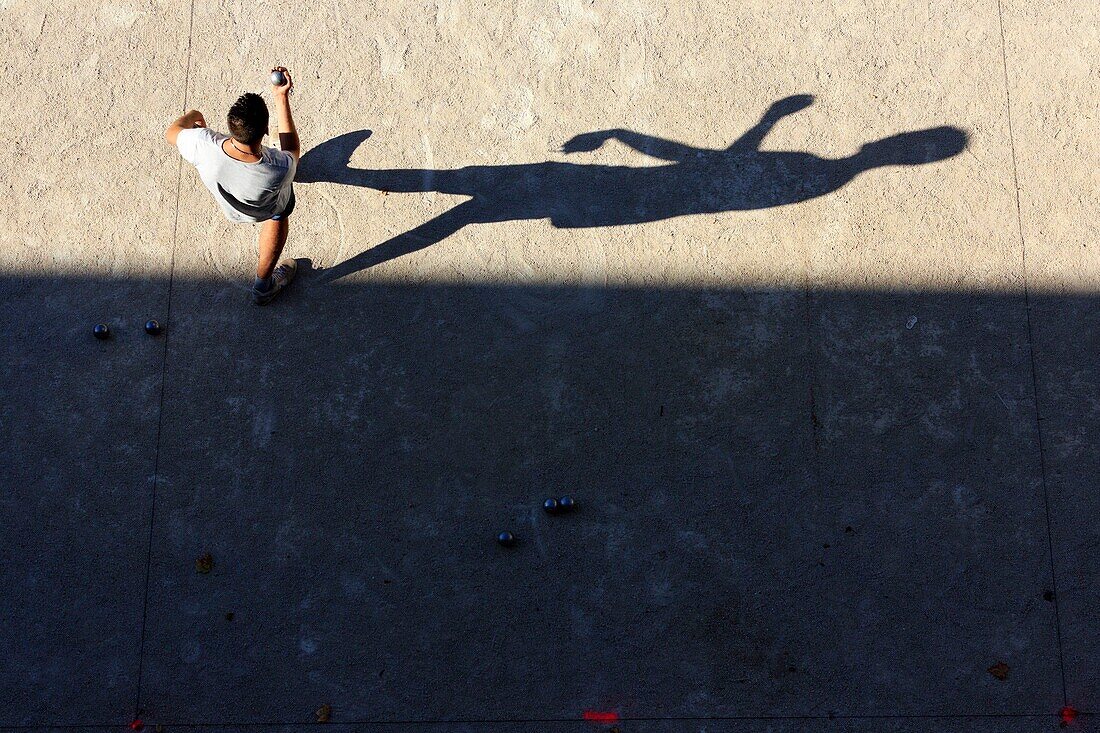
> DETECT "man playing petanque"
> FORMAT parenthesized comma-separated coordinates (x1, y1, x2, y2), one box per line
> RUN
(165, 66, 300, 305)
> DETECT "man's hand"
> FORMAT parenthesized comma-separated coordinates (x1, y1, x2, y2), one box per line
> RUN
(271, 66, 293, 97)
(165, 109, 206, 146)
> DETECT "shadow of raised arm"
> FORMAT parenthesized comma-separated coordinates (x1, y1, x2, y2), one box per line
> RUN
(296, 129, 374, 184)
(728, 94, 815, 152)
(298, 129, 444, 193)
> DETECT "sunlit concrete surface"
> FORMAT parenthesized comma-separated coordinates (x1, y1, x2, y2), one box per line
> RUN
(0, 0, 1096, 729)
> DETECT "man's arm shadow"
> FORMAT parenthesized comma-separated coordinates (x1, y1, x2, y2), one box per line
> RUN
(558, 93, 817, 159)
(296, 129, 373, 185)
(298, 130, 484, 281)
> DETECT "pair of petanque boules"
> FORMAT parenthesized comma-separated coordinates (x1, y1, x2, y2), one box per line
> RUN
(543, 495, 576, 515)
(93, 321, 162, 339)
(497, 496, 577, 547)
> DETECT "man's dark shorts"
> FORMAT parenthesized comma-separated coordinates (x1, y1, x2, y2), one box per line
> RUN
(217, 183, 296, 222)
(271, 188, 295, 221)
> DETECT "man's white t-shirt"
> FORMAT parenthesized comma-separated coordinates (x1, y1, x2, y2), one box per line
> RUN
(177, 127, 296, 223)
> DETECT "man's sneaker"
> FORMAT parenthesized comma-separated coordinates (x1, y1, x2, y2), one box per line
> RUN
(252, 259, 297, 305)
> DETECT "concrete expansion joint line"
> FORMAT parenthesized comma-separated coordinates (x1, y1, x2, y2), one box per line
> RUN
(993, 0, 1067, 706)
(132, 0, 197, 718)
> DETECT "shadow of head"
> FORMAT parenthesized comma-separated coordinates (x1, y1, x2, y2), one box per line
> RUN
(297, 129, 372, 183)
(859, 126, 968, 167)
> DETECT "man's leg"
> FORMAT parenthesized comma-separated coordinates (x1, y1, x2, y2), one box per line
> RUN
(257, 217, 289, 280)
(252, 216, 297, 305)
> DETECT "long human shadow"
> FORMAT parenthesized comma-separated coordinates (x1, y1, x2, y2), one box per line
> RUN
(298, 94, 968, 281)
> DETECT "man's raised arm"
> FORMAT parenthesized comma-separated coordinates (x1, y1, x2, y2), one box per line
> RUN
(271, 66, 300, 159)
(165, 109, 206, 146)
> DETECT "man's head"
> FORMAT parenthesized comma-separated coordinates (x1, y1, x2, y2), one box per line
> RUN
(227, 93, 269, 145)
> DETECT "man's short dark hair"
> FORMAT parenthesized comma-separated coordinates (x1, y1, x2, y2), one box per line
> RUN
(227, 93, 269, 145)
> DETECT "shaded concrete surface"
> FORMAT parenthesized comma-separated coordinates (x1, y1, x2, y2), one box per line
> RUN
(1, 0, 1098, 729)
(1032, 296, 1100, 719)
(142, 279, 1067, 722)
(1, 718, 1075, 733)
(1, 276, 1079, 728)
(0, 278, 166, 724)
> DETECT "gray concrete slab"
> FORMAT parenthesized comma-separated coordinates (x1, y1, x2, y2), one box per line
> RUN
(138, 279, 812, 722)
(0, 0, 187, 726)
(0, 0, 187, 276)
(172, 0, 1013, 295)
(1030, 296, 1100, 713)
(0, 278, 164, 726)
(1001, 0, 1100, 715)
(132, 282, 1062, 723)
(806, 290, 1061, 711)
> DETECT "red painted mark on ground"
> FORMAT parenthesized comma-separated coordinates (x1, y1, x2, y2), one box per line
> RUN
(583, 710, 620, 723)
(1060, 706, 1078, 725)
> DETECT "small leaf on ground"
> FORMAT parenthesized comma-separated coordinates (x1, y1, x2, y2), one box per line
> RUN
(988, 661, 1010, 680)
(195, 553, 214, 574)
(316, 703, 332, 723)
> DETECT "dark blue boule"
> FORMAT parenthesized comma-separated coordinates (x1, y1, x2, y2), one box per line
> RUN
(144, 319, 162, 336)
(558, 496, 576, 512)
(93, 324, 110, 340)
(543, 498, 559, 514)
(270, 70, 287, 86)
(496, 531, 516, 547)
